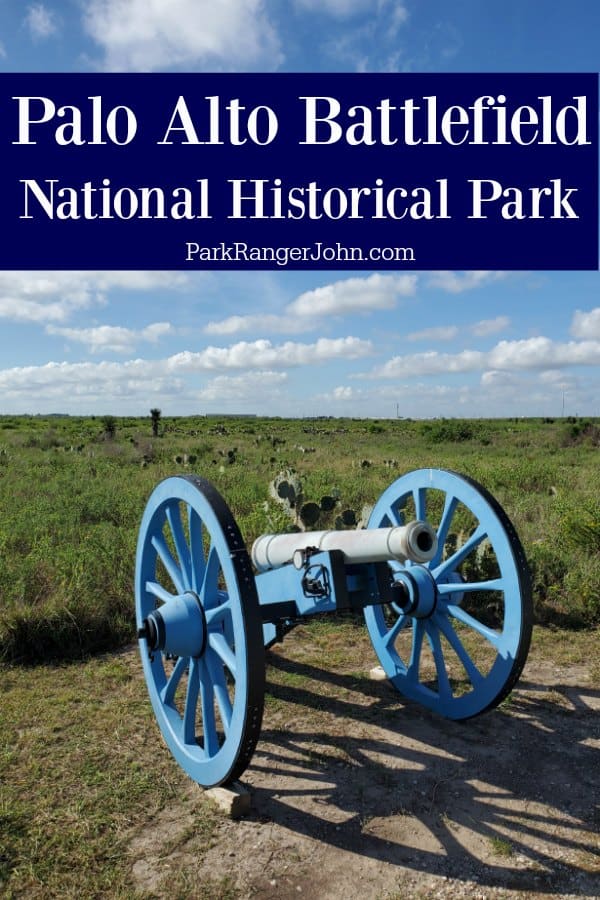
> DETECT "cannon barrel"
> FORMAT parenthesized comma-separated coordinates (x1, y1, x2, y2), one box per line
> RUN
(251, 521, 438, 572)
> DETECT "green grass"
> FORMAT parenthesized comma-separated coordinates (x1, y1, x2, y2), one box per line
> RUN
(488, 836, 514, 857)
(0, 414, 599, 663)
(0, 651, 224, 897)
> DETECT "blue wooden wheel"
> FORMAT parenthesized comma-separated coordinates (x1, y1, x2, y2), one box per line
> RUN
(135, 476, 264, 787)
(364, 469, 532, 719)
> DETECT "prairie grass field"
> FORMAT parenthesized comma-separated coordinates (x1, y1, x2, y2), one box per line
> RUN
(0, 413, 598, 662)
(1, 414, 600, 898)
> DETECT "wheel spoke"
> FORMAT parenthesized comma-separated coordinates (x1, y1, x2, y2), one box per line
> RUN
(433, 524, 487, 581)
(166, 503, 192, 590)
(383, 610, 410, 647)
(208, 632, 237, 679)
(146, 580, 175, 605)
(205, 599, 232, 628)
(188, 506, 204, 593)
(446, 604, 502, 649)
(425, 621, 452, 700)
(151, 532, 185, 595)
(407, 619, 424, 682)
(385, 501, 403, 527)
(434, 612, 484, 687)
(437, 578, 505, 596)
(413, 487, 427, 522)
(161, 655, 189, 705)
(201, 544, 221, 610)
(183, 657, 200, 745)
(206, 648, 233, 734)
(431, 493, 459, 567)
(199, 658, 219, 757)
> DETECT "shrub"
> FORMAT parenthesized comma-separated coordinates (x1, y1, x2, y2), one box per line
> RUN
(420, 419, 479, 443)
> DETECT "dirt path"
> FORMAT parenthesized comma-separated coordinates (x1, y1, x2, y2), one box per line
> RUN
(131, 630, 599, 899)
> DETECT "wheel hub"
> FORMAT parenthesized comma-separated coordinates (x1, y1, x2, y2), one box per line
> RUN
(139, 591, 207, 658)
(391, 565, 438, 619)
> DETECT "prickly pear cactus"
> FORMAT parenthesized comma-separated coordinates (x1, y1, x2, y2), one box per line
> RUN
(268, 471, 358, 532)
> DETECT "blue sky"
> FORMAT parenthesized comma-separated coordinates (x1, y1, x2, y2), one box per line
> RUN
(0, 1, 598, 418)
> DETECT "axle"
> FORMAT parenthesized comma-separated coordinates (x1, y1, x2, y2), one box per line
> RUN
(251, 521, 437, 572)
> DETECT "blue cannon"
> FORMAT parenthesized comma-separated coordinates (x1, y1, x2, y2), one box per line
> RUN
(135, 469, 532, 788)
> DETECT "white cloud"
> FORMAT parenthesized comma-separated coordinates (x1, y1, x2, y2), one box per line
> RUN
(366, 336, 600, 379)
(488, 337, 600, 370)
(399, 315, 508, 343)
(332, 385, 354, 399)
(0, 336, 371, 401)
(288, 273, 416, 317)
(168, 336, 372, 371)
(388, 3, 410, 30)
(89, 271, 191, 291)
(407, 325, 459, 342)
(197, 370, 287, 402)
(25, 4, 58, 39)
(470, 315, 510, 337)
(427, 271, 507, 294)
(295, 0, 379, 16)
(0, 361, 186, 412)
(203, 273, 517, 339)
(204, 272, 514, 339)
(204, 313, 306, 336)
(83, 0, 282, 71)
(570, 307, 600, 340)
(205, 273, 417, 335)
(46, 321, 174, 354)
(0, 274, 101, 323)
(0, 359, 165, 402)
(373, 349, 484, 378)
(295, 0, 408, 32)
(316, 0, 409, 71)
(475, 369, 588, 417)
(316, 381, 459, 416)
(537, 369, 577, 388)
(141, 322, 173, 342)
(316, 370, 596, 419)
(0, 297, 87, 324)
(0, 271, 189, 324)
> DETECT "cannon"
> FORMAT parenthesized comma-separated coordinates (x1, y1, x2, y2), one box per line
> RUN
(135, 468, 532, 788)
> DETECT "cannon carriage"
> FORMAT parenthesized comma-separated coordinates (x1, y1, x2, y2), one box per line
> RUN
(135, 468, 532, 788)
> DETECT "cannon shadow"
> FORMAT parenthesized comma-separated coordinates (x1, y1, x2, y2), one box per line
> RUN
(242, 649, 600, 895)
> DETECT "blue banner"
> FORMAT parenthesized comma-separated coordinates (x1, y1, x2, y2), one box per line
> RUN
(2, 72, 598, 270)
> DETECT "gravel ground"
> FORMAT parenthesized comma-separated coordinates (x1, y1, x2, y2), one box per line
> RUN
(130, 628, 600, 899)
